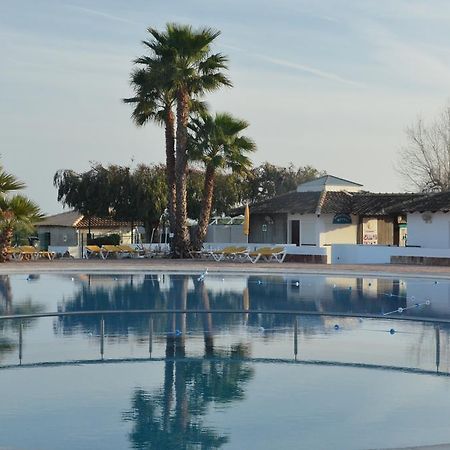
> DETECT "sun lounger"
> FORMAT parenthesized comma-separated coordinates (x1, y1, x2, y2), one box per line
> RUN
(101, 245, 128, 259)
(211, 246, 248, 261)
(84, 245, 105, 259)
(6, 246, 55, 261)
(37, 249, 56, 260)
(244, 246, 286, 264)
(209, 246, 238, 261)
(267, 246, 287, 263)
(226, 246, 248, 261)
(17, 246, 40, 261)
(118, 244, 147, 258)
(6, 247, 23, 261)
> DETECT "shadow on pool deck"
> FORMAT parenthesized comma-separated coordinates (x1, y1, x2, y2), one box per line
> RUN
(0, 258, 450, 279)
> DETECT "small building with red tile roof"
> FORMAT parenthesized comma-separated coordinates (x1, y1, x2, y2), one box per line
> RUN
(36, 211, 143, 248)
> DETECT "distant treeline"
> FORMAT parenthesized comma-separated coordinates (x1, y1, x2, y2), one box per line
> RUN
(54, 162, 324, 229)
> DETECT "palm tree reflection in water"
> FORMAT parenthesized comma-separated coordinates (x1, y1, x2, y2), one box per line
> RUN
(123, 276, 254, 449)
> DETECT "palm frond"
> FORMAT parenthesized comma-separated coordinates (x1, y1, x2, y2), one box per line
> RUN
(0, 169, 25, 194)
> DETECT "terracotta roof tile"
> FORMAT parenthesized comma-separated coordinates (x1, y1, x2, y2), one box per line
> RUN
(401, 191, 450, 212)
(36, 210, 142, 229)
(76, 216, 143, 229)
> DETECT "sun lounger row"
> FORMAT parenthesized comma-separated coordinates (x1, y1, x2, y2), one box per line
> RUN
(83, 244, 150, 259)
(190, 246, 286, 263)
(7, 246, 56, 261)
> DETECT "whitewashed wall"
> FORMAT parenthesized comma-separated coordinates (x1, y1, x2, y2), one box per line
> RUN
(407, 212, 450, 248)
(331, 244, 450, 264)
(206, 225, 247, 244)
(318, 214, 358, 246)
(287, 214, 319, 245)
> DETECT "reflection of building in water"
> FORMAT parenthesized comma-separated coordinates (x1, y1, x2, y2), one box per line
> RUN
(405, 279, 450, 319)
(271, 275, 406, 315)
(69, 274, 148, 291)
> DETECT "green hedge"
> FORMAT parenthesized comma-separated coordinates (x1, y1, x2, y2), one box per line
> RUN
(88, 234, 120, 246)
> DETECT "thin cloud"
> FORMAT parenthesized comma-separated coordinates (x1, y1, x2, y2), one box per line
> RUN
(361, 23, 450, 90)
(254, 53, 364, 87)
(63, 4, 139, 25)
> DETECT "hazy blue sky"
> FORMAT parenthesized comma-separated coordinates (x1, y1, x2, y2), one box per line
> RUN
(2, 0, 450, 214)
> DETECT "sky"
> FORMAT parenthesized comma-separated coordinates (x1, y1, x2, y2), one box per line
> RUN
(2, 0, 450, 214)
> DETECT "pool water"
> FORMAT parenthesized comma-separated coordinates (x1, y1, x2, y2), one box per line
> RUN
(1, 272, 450, 449)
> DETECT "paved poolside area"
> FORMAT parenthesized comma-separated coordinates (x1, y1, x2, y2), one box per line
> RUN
(1, 258, 450, 279)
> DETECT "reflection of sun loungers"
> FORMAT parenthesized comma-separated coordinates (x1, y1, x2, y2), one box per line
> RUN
(244, 246, 286, 264)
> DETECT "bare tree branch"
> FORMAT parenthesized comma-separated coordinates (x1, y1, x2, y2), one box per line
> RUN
(397, 102, 450, 192)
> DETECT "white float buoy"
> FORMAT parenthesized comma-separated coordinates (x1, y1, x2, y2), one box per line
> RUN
(197, 268, 208, 282)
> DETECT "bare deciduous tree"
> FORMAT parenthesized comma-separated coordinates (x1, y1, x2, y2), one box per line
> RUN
(398, 103, 450, 192)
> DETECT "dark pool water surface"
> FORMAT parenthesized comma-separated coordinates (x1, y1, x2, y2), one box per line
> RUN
(1, 272, 450, 449)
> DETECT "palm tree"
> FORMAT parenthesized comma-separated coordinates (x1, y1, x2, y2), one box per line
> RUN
(0, 167, 42, 262)
(123, 66, 177, 234)
(189, 112, 256, 250)
(138, 24, 232, 257)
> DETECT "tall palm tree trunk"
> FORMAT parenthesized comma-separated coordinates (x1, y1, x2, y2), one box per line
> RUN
(164, 109, 176, 234)
(174, 88, 191, 257)
(194, 164, 215, 250)
(0, 226, 13, 263)
(200, 282, 214, 357)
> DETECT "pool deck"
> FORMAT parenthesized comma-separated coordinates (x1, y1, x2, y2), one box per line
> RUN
(1, 259, 450, 279)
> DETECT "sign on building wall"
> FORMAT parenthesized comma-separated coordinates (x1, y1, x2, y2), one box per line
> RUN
(362, 218, 378, 245)
(333, 213, 352, 224)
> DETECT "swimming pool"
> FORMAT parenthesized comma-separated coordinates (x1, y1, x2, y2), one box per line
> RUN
(1, 272, 450, 449)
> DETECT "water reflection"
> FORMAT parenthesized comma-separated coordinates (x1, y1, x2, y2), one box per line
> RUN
(0, 275, 44, 362)
(53, 273, 449, 346)
(123, 338, 253, 449)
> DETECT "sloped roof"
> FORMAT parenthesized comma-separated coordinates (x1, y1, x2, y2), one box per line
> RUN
(352, 193, 424, 216)
(401, 191, 450, 213)
(246, 191, 322, 214)
(242, 191, 354, 215)
(319, 191, 353, 214)
(36, 211, 82, 227)
(238, 191, 427, 216)
(37, 210, 142, 229)
(297, 175, 363, 192)
(76, 216, 143, 228)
